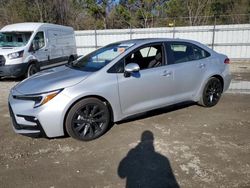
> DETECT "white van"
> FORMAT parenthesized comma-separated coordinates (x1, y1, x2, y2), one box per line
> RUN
(0, 22, 77, 78)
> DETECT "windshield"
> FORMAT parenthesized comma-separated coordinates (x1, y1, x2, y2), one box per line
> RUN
(0, 32, 32, 47)
(70, 42, 135, 72)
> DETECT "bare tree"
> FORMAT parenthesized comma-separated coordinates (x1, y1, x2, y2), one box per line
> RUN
(186, 0, 212, 26)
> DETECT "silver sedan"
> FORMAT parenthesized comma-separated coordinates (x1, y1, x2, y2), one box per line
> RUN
(8, 38, 231, 141)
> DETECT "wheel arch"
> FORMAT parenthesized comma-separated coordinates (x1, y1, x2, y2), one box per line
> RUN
(25, 60, 40, 76)
(63, 95, 114, 136)
(27, 59, 39, 68)
(212, 74, 224, 91)
(198, 75, 224, 107)
(194, 73, 225, 102)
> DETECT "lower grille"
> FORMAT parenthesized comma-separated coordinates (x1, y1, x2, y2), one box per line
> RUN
(8, 103, 22, 130)
(0, 55, 5, 66)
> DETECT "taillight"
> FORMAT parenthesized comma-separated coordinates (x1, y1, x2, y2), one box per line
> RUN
(224, 58, 230, 64)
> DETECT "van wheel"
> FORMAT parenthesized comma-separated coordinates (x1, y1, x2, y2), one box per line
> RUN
(27, 64, 39, 77)
(199, 77, 223, 107)
(68, 56, 74, 64)
(65, 98, 111, 141)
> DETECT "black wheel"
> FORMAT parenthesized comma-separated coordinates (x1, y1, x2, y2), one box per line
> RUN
(65, 98, 111, 141)
(68, 56, 74, 64)
(199, 77, 223, 107)
(26, 63, 39, 77)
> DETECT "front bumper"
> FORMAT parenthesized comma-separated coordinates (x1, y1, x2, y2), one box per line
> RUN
(8, 90, 72, 138)
(9, 104, 46, 138)
(0, 63, 28, 78)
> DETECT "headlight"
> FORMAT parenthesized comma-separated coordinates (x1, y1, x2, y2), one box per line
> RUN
(7, 50, 24, 59)
(13, 89, 63, 108)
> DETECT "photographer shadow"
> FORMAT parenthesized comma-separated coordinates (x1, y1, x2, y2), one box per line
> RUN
(118, 130, 179, 188)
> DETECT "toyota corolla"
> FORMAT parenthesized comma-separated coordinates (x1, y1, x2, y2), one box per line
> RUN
(8, 38, 231, 141)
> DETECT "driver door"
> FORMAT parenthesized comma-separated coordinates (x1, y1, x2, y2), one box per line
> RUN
(117, 43, 175, 116)
(30, 31, 49, 68)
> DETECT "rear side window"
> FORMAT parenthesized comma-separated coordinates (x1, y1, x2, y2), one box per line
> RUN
(166, 42, 210, 64)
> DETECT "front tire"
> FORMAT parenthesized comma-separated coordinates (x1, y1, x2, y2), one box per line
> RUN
(26, 63, 39, 77)
(199, 77, 223, 107)
(65, 98, 111, 141)
(68, 56, 74, 64)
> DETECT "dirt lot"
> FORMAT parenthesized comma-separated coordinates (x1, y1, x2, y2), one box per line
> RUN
(0, 78, 250, 188)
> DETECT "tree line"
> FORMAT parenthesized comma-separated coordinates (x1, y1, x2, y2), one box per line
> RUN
(0, 0, 249, 30)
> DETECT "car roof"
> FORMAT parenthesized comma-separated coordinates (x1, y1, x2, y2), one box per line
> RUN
(116, 38, 198, 45)
(0, 22, 72, 32)
(115, 38, 212, 52)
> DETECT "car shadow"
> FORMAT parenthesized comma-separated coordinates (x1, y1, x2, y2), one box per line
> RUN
(0, 77, 23, 82)
(116, 101, 195, 125)
(118, 130, 180, 188)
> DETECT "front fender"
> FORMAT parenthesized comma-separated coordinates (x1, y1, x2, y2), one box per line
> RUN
(61, 73, 123, 124)
(23, 54, 37, 64)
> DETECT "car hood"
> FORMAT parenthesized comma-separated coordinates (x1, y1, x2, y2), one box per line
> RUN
(0, 46, 25, 55)
(14, 66, 91, 95)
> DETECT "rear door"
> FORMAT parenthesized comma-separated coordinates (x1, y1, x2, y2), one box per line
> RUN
(117, 43, 175, 116)
(165, 42, 210, 100)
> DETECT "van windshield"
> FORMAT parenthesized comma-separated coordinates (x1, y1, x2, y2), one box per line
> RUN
(0, 32, 32, 47)
(69, 42, 134, 72)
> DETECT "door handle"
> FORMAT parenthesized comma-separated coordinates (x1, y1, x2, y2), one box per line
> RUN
(161, 70, 172, 77)
(44, 49, 48, 51)
(199, 63, 205, 68)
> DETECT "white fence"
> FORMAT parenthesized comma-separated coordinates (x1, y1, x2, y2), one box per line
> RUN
(75, 24, 250, 60)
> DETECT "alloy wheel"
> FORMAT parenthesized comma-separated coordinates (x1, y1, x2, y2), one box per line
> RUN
(66, 98, 110, 141)
(202, 77, 223, 107)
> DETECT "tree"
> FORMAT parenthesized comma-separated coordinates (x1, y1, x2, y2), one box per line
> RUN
(186, 0, 212, 26)
(135, 0, 155, 28)
(211, 0, 250, 24)
(0, 0, 249, 29)
(165, 0, 212, 26)
(108, 4, 132, 28)
(77, 0, 115, 29)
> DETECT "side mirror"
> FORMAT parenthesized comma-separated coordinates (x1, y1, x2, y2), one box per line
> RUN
(124, 63, 140, 77)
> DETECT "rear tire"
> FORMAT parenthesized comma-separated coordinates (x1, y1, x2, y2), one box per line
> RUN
(26, 63, 39, 77)
(65, 98, 111, 141)
(199, 77, 223, 107)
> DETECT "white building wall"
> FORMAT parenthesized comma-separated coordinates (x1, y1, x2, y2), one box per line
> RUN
(75, 24, 250, 60)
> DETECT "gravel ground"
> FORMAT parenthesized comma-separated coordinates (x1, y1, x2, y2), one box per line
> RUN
(0, 74, 250, 188)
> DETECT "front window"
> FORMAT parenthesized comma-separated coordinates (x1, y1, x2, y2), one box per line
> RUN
(0, 32, 32, 47)
(31, 32, 45, 50)
(70, 43, 134, 72)
(125, 44, 164, 70)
